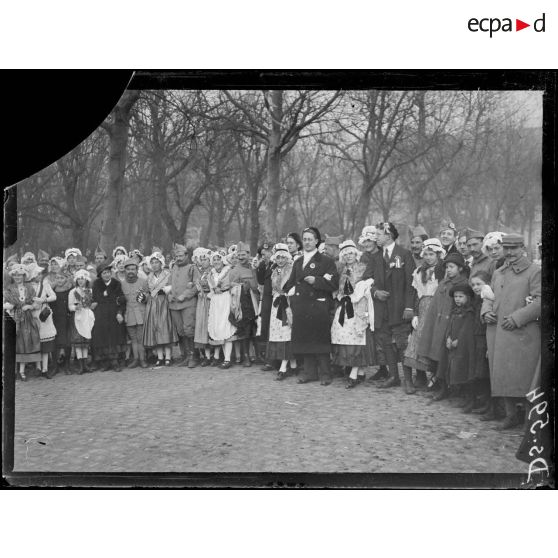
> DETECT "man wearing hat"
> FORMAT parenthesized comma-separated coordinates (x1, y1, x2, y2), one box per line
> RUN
(409, 225, 428, 269)
(120, 258, 149, 368)
(374, 222, 416, 391)
(439, 219, 459, 256)
(168, 244, 200, 368)
(482, 233, 541, 429)
(466, 229, 491, 278)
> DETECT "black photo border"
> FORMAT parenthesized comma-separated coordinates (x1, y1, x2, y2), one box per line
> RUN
(2, 70, 555, 488)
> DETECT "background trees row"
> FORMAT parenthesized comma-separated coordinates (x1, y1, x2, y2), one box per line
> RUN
(15, 89, 542, 257)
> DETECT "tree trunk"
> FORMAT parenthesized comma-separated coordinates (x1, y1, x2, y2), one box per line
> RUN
(99, 90, 139, 252)
(265, 90, 283, 238)
(354, 181, 373, 234)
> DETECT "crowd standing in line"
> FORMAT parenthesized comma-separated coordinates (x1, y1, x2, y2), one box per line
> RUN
(3, 220, 542, 431)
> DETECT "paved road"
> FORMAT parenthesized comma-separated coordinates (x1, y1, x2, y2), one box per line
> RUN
(13, 364, 526, 473)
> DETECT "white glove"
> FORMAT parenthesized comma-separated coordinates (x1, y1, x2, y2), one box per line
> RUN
(411, 316, 418, 330)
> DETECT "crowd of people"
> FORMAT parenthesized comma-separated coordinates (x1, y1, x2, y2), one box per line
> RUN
(3, 219, 542, 431)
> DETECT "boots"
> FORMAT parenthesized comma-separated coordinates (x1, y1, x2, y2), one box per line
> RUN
(369, 365, 389, 381)
(175, 338, 188, 366)
(186, 338, 197, 368)
(76, 359, 84, 375)
(432, 380, 448, 401)
(414, 369, 428, 390)
(403, 366, 416, 395)
(378, 360, 401, 388)
(462, 386, 476, 414)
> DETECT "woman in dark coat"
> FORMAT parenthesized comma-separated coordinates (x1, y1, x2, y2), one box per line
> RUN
(49, 270, 74, 375)
(282, 227, 339, 385)
(91, 263, 127, 372)
(417, 251, 469, 400)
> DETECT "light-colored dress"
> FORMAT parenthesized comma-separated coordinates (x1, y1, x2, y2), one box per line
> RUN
(266, 262, 294, 360)
(68, 287, 95, 347)
(207, 266, 237, 344)
(403, 266, 439, 372)
(331, 262, 375, 367)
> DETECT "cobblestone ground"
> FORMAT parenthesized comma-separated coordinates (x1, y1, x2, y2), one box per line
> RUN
(13, 364, 526, 473)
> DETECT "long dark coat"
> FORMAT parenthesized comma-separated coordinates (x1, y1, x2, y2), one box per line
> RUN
(361, 249, 387, 329)
(256, 260, 274, 341)
(417, 273, 469, 365)
(437, 304, 476, 386)
(382, 244, 415, 327)
(91, 277, 127, 351)
(282, 251, 339, 354)
(50, 287, 72, 347)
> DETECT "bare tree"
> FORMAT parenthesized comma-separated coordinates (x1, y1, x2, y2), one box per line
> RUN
(99, 89, 140, 252)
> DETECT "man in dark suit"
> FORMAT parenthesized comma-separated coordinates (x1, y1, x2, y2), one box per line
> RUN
(374, 222, 416, 391)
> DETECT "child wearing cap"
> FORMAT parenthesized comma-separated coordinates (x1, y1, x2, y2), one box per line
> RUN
(436, 283, 476, 408)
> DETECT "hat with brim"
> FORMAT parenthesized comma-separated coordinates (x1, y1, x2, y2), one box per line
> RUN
(501, 233, 524, 247)
(444, 252, 466, 268)
(97, 262, 113, 277)
(449, 284, 475, 299)
(465, 229, 485, 242)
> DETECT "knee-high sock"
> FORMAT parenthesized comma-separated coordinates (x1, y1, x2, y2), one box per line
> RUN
(223, 341, 233, 361)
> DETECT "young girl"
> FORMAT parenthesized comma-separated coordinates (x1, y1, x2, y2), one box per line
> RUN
(418, 252, 469, 401)
(266, 244, 298, 380)
(111, 254, 127, 283)
(207, 251, 237, 367)
(142, 253, 177, 367)
(193, 248, 214, 366)
(3, 264, 42, 381)
(330, 240, 375, 389)
(30, 263, 58, 379)
(468, 271, 492, 413)
(436, 284, 476, 405)
(403, 238, 446, 393)
(68, 269, 96, 374)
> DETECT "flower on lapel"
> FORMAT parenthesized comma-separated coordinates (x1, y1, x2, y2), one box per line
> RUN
(394, 255, 403, 268)
(324, 273, 332, 281)
(310, 263, 316, 269)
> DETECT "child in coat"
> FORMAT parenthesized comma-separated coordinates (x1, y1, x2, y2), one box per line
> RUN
(436, 284, 476, 408)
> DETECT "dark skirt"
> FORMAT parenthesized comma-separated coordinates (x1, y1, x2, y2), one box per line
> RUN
(266, 340, 294, 361)
(143, 293, 178, 348)
(16, 310, 41, 362)
(333, 330, 376, 367)
(233, 289, 257, 340)
(70, 320, 90, 349)
(94, 345, 127, 361)
(40, 340, 56, 353)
